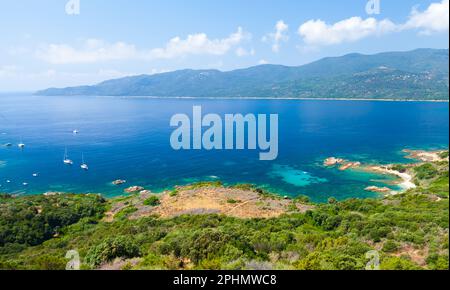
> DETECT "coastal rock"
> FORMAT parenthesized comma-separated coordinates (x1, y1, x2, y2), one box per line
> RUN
(339, 162, 361, 171)
(112, 179, 127, 185)
(324, 157, 345, 166)
(139, 190, 152, 195)
(324, 157, 361, 170)
(44, 192, 62, 196)
(365, 186, 392, 193)
(403, 149, 447, 162)
(124, 186, 144, 193)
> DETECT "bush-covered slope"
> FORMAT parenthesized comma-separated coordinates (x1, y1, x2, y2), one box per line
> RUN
(0, 157, 448, 270)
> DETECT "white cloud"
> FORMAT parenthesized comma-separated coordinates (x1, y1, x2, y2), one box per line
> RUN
(404, 0, 449, 34)
(36, 28, 248, 64)
(258, 59, 269, 65)
(36, 39, 138, 64)
(297, 1, 449, 47)
(235, 47, 255, 57)
(263, 20, 289, 52)
(150, 27, 248, 59)
(298, 17, 397, 46)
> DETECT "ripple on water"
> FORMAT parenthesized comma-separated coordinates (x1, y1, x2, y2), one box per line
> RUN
(269, 164, 328, 187)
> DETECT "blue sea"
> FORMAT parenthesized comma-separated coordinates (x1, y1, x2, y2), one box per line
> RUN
(0, 95, 448, 202)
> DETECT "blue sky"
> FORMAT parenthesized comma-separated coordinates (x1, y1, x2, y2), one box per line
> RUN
(0, 0, 448, 91)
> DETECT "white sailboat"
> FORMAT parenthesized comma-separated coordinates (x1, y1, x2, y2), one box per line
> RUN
(80, 153, 89, 170)
(63, 148, 74, 165)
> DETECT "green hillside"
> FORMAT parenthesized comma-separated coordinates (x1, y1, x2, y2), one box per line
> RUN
(1, 155, 448, 270)
(36, 49, 449, 100)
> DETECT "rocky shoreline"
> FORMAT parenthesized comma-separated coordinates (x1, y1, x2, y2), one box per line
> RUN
(323, 157, 361, 171)
(323, 149, 449, 196)
(403, 149, 449, 162)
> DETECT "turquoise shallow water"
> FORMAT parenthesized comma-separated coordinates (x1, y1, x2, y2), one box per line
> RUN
(269, 165, 328, 187)
(0, 95, 448, 202)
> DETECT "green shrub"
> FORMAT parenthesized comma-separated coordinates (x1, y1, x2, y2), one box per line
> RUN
(328, 197, 338, 204)
(414, 163, 439, 180)
(382, 240, 400, 253)
(32, 255, 67, 270)
(85, 236, 141, 267)
(185, 181, 223, 190)
(143, 196, 161, 207)
(231, 184, 255, 191)
(380, 256, 421, 270)
(426, 253, 449, 270)
(169, 190, 179, 197)
(227, 199, 240, 204)
(439, 151, 449, 159)
(295, 195, 311, 204)
(391, 164, 408, 173)
(114, 206, 138, 220)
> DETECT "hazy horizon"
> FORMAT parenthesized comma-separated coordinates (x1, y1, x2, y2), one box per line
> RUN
(1, 47, 448, 93)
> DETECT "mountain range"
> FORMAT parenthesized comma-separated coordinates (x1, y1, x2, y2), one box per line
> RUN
(36, 48, 449, 100)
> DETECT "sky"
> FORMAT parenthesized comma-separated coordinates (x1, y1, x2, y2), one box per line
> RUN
(0, 0, 448, 91)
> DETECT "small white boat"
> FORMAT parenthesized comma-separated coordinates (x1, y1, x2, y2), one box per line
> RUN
(23, 182, 28, 186)
(73, 130, 79, 134)
(18, 137, 25, 148)
(32, 173, 39, 177)
(80, 153, 89, 170)
(63, 148, 74, 165)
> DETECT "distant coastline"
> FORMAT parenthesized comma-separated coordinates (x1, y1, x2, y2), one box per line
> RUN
(35, 49, 450, 101)
(90, 96, 450, 102)
(3, 93, 449, 102)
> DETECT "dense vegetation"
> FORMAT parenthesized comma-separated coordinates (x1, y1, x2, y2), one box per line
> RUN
(36, 49, 449, 100)
(0, 194, 105, 253)
(0, 157, 448, 270)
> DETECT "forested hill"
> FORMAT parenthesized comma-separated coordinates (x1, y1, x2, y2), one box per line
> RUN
(36, 48, 449, 100)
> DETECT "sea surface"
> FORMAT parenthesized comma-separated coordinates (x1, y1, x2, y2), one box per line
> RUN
(0, 95, 448, 202)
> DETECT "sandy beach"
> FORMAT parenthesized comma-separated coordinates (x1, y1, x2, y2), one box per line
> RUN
(365, 166, 416, 192)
